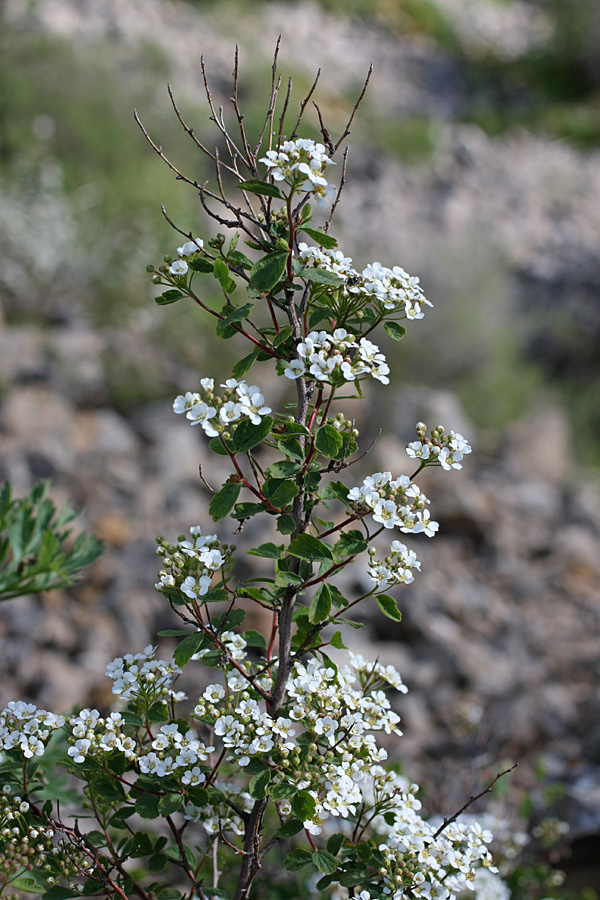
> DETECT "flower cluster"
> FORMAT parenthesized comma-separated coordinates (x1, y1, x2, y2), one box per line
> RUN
(104, 644, 183, 702)
(260, 138, 336, 207)
(155, 525, 227, 600)
(367, 540, 421, 588)
(406, 422, 472, 471)
(0, 702, 64, 760)
(173, 377, 271, 438)
(348, 471, 439, 536)
(168, 237, 204, 276)
(297, 243, 431, 319)
(284, 329, 390, 385)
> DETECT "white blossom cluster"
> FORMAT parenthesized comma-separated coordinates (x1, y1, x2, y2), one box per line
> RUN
(104, 645, 183, 702)
(367, 540, 422, 588)
(297, 242, 431, 319)
(406, 423, 472, 471)
(348, 471, 439, 536)
(260, 138, 336, 207)
(0, 701, 64, 760)
(168, 237, 204, 276)
(155, 525, 226, 600)
(173, 377, 271, 438)
(284, 329, 390, 385)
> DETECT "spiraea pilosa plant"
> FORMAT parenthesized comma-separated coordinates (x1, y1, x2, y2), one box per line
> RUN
(0, 45, 513, 900)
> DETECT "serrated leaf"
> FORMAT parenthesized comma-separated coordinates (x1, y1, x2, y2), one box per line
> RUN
(232, 416, 273, 453)
(262, 478, 299, 508)
(149, 853, 168, 873)
(269, 460, 301, 478)
(155, 289, 184, 306)
(209, 482, 242, 522)
(376, 593, 403, 622)
(249, 769, 271, 799)
(315, 425, 344, 459)
(334, 530, 367, 557)
(271, 781, 296, 800)
(274, 570, 303, 587)
(237, 179, 284, 199)
(202, 587, 229, 603)
(288, 533, 333, 563)
(308, 583, 332, 624)
(248, 252, 288, 293)
(135, 792, 160, 819)
(300, 227, 338, 249)
(384, 321, 407, 341)
(284, 848, 313, 871)
(234, 502, 265, 519)
(297, 266, 344, 287)
(322, 481, 350, 505)
(247, 542, 283, 559)
(313, 849, 338, 875)
(277, 437, 304, 460)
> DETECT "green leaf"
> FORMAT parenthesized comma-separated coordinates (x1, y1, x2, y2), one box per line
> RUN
(297, 266, 344, 287)
(334, 530, 367, 557)
(173, 632, 207, 667)
(188, 256, 214, 273)
(149, 853, 168, 873)
(277, 437, 304, 461)
(285, 848, 313, 871)
(262, 478, 299, 508)
(208, 436, 229, 456)
(330, 630, 347, 650)
(233, 502, 265, 520)
(274, 569, 303, 588)
(237, 179, 284, 199)
(322, 480, 350, 505)
(300, 227, 338, 249)
(249, 769, 271, 799)
(135, 792, 160, 819)
(233, 416, 273, 453)
(241, 586, 274, 605)
(248, 252, 288, 293)
(232, 350, 259, 379)
(216, 302, 254, 339)
(315, 425, 344, 459)
(43, 888, 82, 900)
(291, 789, 316, 821)
(327, 833, 346, 856)
(276, 514, 296, 535)
(209, 482, 242, 522)
(213, 258, 235, 293)
(384, 321, 407, 341)
(155, 289, 184, 306)
(271, 781, 296, 800)
(376, 593, 403, 622)
(288, 533, 333, 564)
(269, 460, 301, 479)
(277, 818, 304, 838)
(242, 629, 267, 650)
(313, 849, 338, 875)
(158, 792, 185, 816)
(308, 583, 332, 624)
(203, 587, 229, 604)
(90, 774, 124, 803)
(247, 542, 283, 559)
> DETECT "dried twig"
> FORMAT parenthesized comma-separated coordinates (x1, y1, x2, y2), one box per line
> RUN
(333, 63, 373, 153)
(432, 764, 518, 841)
(289, 68, 322, 140)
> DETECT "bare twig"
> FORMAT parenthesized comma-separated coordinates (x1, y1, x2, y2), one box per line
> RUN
(313, 101, 334, 155)
(333, 63, 373, 153)
(289, 68, 322, 140)
(231, 44, 254, 169)
(325, 145, 348, 232)
(432, 764, 518, 841)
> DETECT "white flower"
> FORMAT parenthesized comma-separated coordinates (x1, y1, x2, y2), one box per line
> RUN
(239, 391, 271, 425)
(177, 239, 203, 257)
(284, 359, 305, 379)
(169, 259, 188, 276)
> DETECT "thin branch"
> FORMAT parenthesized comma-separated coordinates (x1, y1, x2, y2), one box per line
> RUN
(313, 101, 334, 155)
(231, 44, 254, 169)
(333, 63, 373, 153)
(254, 35, 283, 156)
(276, 77, 293, 148)
(432, 764, 518, 841)
(289, 68, 322, 140)
(325, 145, 348, 232)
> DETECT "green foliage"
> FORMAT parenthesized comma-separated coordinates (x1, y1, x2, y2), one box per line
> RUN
(0, 480, 103, 602)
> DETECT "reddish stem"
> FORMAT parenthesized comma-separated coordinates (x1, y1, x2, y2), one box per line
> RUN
(267, 611, 279, 661)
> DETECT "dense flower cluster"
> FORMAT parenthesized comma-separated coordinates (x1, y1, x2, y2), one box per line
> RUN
(284, 329, 390, 384)
(367, 540, 422, 588)
(0, 702, 64, 759)
(406, 422, 473, 471)
(297, 242, 431, 319)
(173, 377, 271, 438)
(260, 138, 336, 207)
(104, 644, 183, 703)
(348, 471, 439, 536)
(155, 525, 227, 600)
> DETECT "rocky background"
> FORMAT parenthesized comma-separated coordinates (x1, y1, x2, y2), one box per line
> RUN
(1, 0, 600, 890)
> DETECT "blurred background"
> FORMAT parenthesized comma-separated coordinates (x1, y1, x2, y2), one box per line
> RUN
(1, 0, 600, 893)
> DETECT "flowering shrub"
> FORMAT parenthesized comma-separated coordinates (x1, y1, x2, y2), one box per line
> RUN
(0, 48, 517, 900)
